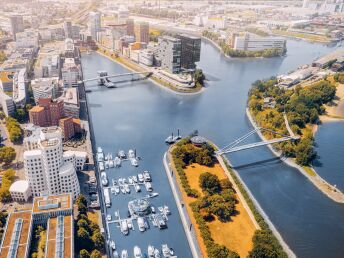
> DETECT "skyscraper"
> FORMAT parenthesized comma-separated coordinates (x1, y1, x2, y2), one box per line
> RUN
(89, 11, 101, 41)
(64, 20, 72, 39)
(24, 127, 83, 199)
(134, 21, 149, 44)
(177, 34, 201, 70)
(126, 18, 135, 36)
(10, 15, 24, 40)
(157, 36, 181, 74)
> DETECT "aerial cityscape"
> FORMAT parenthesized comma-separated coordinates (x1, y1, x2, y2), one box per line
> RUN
(0, 0, 343, 258)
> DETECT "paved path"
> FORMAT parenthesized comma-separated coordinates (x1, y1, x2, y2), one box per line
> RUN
(163, 152, 202, 258)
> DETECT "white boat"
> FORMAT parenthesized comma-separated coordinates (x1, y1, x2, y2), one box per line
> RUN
(128, 149, 135, 159)
(127, 219, 133, 229)
(118, 178, 123, 185)
(164, 205, 171, 215)
(112, 179, 117, 186)
(99, 162, 105, 172)
(133, 246, 142, 258)
(165, 135, 175, 144)
(145, 182, 153, 192)
(121, 250, 128, 258)
(120, 220, 129, 235)
(113, 250, 119, 258)
(109, 160, 114, 168)
(146, 192, 159, 198)
(111, 187, 116, 194)
(118, 150, 126, 159)
(154, 248, 161, 258)
(138, 173, 144, 182)
(109, 240, 116, 250)
(101, 174, 108, 186)
(114, 185, 120, 194)
(143, 171, 151, 182)
(97, 147, 103, 153)
(114, 157, 121, 167)
(134, 184, 141, 193)
(137, 217, 145, 232)
(131, 158, 138, 167)
(97, 152, 104, 162)
(120, 185, 126, 194)
(162, 244, 170, 257)
(115, 211, 119, 217)
(151, 206, 156, 213)
(132, 175, 138, 183)
(107, 214, 112, 221)
(148, 245, 155, 258)
(128, 177, 134, 184)
(105, 161, 109, 169)
(124, 184, 130, 193)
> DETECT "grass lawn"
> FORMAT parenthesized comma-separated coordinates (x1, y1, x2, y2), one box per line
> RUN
(173, 160, 256, 258)
(302, 166, 316, 177)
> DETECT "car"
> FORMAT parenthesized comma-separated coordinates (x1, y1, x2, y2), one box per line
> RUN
(107, 214, 112, 221)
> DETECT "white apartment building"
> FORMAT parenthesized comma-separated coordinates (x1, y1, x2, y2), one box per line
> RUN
(61, 58, 80, 88)
(31, 77, 59, 104)
(34, 54, 60, 78)
(233, 33, 286, 52)
(139, 49, 154, 66)
(9, 180, 32, 202)
(23, 127, 83, 199)
(15, 29, 39, 50)
(13, 68, 27, 108)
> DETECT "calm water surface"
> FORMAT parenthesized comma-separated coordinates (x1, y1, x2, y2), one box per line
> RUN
(82, 40, 344, 258)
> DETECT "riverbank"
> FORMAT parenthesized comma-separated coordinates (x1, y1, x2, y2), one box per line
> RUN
(322, 82, 344, 121)
(271, 29, 334, 44)
(246, 107, 344, 203)
(96, 49, 204, 95)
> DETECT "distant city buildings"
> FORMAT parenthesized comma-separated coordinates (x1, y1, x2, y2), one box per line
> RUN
(157, 36, 182, 74)
(9, 15, 24, 40)
(233, 33, 286, 52)
(303, 0, 344, 12)
(177, 34, 201, 70)
(61, 58, 81, 87)
(89, 11, 101, 41)
(134, 21, 149, 44)
(15, 29, 39, 51)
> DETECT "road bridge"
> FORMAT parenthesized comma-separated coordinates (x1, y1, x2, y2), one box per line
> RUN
(82, 71, 152, 83)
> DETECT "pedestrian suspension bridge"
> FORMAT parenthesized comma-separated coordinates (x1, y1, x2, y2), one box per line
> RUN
(216, 127, 300, 155)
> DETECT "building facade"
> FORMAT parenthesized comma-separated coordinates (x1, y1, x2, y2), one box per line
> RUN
(233, 33, 286, 53)
(157, 36, 182, 74)
(89, 11, 101, 41)
(10, 15, 24, 40)
(177, 34, 201, 70)
(134, 21, 149, 44)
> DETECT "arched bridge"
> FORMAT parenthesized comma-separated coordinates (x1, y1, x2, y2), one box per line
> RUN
(216, 127, 300, 155)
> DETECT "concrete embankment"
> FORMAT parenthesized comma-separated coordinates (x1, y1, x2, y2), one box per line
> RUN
(163, 152, 203, 258)
(246, 108, 344, 204)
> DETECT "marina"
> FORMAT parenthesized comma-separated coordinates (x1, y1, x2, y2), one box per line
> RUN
(83, 40, 344, 258)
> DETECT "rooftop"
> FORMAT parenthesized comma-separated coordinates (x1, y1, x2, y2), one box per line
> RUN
(0, 71, 15, 83)
(33, 194, 72, 214)
(9, 180, 30, 193)
(0, 211, 32, 258)
(29, 106, 44, 113)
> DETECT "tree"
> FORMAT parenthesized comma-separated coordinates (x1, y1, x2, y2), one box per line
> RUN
(194, 69, 205, 86)
(77, 227, 90, 240)
(77, 219, 90, 232)
(78, 203, 87, 215)
(199, 172, 221, 194)
(91, 230, 104, 249)
(90, 249, 101, 258)
(79, 249, 90, 258)
(76, 194, 88, 207)
(0, 146, 16, 165)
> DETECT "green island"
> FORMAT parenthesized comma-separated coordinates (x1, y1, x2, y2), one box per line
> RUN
(202, 30, 285, 58)
(170, 138, 287, 258)
(248, 77, 337, 166)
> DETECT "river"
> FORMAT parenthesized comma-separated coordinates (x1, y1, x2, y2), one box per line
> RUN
(81, 39, 344, 258)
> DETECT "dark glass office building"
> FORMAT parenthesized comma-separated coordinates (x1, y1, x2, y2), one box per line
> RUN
(177, 34, 201, 70)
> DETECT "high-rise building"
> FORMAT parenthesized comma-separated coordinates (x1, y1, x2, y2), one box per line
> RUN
(29, 98, 64, 127)
(9, 15, 24, 40)
(126, 18, 134, 36)
(89, 11, 101, 41)
(134, 21, 149, 44)
(23, 127, 83, 199)
(64, 20, 72, 38)
(157, 36, 181, 74)
(177, 34, 201, 70)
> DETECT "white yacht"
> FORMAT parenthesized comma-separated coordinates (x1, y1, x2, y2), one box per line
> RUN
(118, 150, 126, 159)
(107, 214, 112, 221)
(99, 162, 105, 172)
(113, 251, 119, 258)
(121, 250, 128, 258)
(109, 240, 116, 250)
(154, 248, 161, 258)
(133, 246, 142, 258)
(128, 177, 134, 184)
(127, 219, 133, 229)
(148, 245, 155, 258)
(124, 183, 130, 193)
(164, 205, 171, 215)
(132, 175, 138, 183)
(162, 244, 170, 257)
(131, 158, 138, 167)
(101, 172, 108, 186)
(145, 181, 153, 192)
(134, 184, 141, 193)
(146, 192, 159, 198)
(111, 187, 116, 194)
(128, 149, 135, 159)
(109, 160, 114, 168)
(114, 185, 120, 194)
(97, 147, 103, 153)
(143, 171, 151, 182)
(138, 173, 144, 182)
(120, 220, 129, 235)
(137, 217, 145, 232)
(114, 157, 121, 167)
(120, 185, 126, 194)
